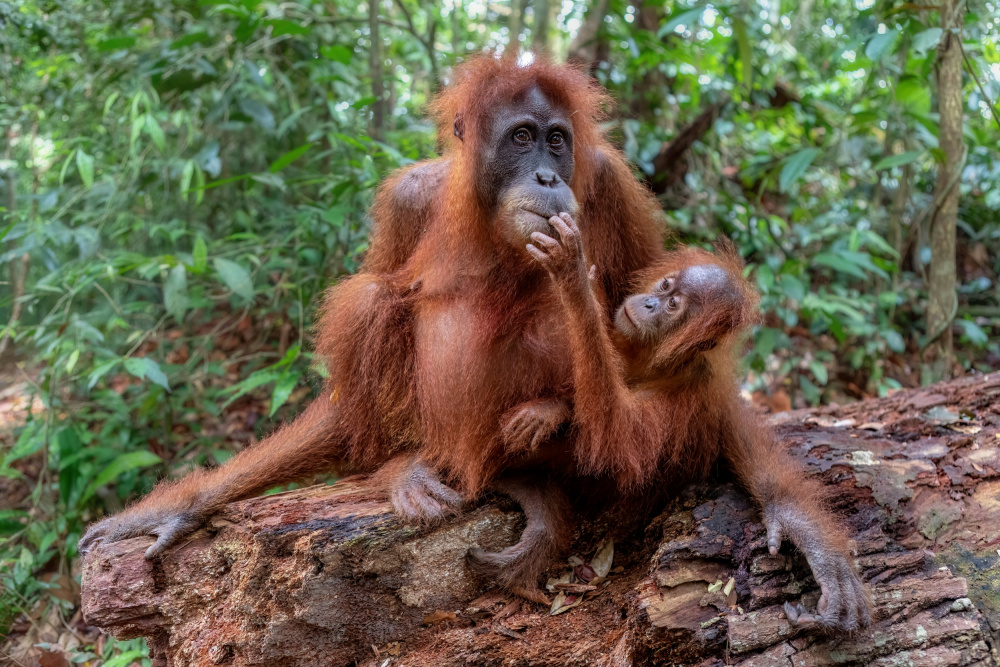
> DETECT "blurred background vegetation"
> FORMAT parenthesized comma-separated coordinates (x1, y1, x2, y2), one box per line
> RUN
(1, 0, 999, 662)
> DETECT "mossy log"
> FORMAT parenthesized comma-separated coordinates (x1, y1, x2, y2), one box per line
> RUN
(81, 373, 1000, 666)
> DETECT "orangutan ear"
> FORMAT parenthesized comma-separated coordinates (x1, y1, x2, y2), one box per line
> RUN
(453, 113, 465, 141)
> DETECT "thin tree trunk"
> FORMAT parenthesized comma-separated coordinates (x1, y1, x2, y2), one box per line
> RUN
(369, 0, 385, 142)
(451, 0, 462, 58)
(531, 0, 550, 54)
(566, 0, 608, 68)
(508, 0, 523, 54)
(922, 0, 964, 384)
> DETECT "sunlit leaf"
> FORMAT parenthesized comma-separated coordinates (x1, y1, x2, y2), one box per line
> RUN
(124, 357, 171, 391)
(658, 8, 704, 37)
(865, 30, 899, 62)
(912, 28, 942, 56)
(270, 370, 299, 416)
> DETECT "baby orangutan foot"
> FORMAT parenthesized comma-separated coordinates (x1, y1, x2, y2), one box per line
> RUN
(500, 398, 571, 454)
(376, 454, 464, 525)
(766, 503, 872, 632)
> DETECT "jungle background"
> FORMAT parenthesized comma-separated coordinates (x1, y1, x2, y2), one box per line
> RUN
(1, 0, 999, 663)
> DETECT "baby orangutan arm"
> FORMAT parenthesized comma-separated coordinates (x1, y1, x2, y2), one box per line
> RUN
(527, 213, 667, 486)
(725, 408, 871, 631)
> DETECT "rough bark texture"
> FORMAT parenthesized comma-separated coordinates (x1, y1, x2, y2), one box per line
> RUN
(82, 374, 1000, 666)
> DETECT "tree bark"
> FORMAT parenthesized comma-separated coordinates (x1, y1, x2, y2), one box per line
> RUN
(507, 0, 524, 55)
(82, 373, 1000, 666)
(923, 0, 964, 384)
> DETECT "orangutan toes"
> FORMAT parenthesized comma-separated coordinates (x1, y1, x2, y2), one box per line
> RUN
(387, 458, 464, 525)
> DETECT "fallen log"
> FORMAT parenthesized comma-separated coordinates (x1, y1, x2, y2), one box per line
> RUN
(81, 374, 1000, 666)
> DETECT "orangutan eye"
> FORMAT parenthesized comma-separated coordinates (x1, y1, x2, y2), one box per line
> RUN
(667, 297, 679, 309)
(660, 278, 671, 292)
(513, 128, 532, 145)
(549, 131, 564, 148)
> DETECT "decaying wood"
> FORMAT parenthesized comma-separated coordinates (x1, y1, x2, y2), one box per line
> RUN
(81, 374, 1000, 666)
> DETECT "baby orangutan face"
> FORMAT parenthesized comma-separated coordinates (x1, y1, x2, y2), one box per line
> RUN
(614, 264, 734, 345)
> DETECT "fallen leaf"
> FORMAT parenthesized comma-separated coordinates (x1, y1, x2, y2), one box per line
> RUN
(589, 539, 614, 578)
(707, 580, 724, 593)
(422, 610, 457, 625)
(856, 422, 884, 431)
(948, 423, 982, 435)
(925, 406, 960, 424)
(493, 622, 528, 642)
(723, 577, 735, 596)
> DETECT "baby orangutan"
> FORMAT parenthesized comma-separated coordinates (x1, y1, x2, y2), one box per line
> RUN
(515, 212, 871, 631)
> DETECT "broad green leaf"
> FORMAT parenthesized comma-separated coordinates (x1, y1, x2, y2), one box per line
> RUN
(912, 27, 943, 56)
(59, 149, 76, 185)
(98, 36, 135, 51)
(87, 359, 120, 390)
(124, 357, 171, 391)
(808, 360, 829, 386)
(270, 370, 299, 416)
(144, 114, 166, 151)
(778, 147, 821, 193)
(866, 30, 899, 62)
(76, 149, 94, 189)
(882, 329, 905, 353)
(192, 234, 208, 273)
(873, 151, 922, 171)
(266, 19, 311, 36)
(896, 77, 930, 114)
(658, 8, 704, 37)
(214, 257, 255, 300)
(956, 319, 988, 346)
(269, 144, 312, 172)
(65, 349, 80, 374)
(82, 451, 163, 504)
(321, 45, 352, 64)
(180, 160, 195, 201)
(813, 252, 868, 279)
(238, 99, 275, 132)
(164, 264, 189, 322)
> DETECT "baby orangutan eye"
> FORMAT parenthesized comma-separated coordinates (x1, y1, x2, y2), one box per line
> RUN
(667, 297, 679, 309)
(660, 278, 671, 291)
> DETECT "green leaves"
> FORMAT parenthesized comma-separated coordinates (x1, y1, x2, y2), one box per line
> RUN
(321, 45, 352, 64)
(214, 257, 255, 301)
(76, 149, 95, 189)
(658, 8, 704, 37)
(873, 151, 922, 171)
(912, 28, 943, 57)
(270, 144, 313, 172)
(778, 148, 821, 193)
(82, 451, 163, 504)
(865, 29, 899, 61)
(164, 265, 189, 322)
(238, 99, 275, 132)
(124, 357, 170, 391)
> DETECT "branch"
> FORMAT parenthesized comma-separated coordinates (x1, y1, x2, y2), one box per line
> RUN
(81, 374, 1000, 666)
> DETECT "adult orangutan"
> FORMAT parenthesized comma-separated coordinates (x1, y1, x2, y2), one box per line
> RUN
(475, 213, 870, 630)
(79, 56, 666, 555)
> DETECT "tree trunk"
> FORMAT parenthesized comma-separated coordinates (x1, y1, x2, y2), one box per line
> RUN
(923, 0, 964, 384)
(82, 373, 1000, 666)
(507, 0, 524, 55)
(566, 0, 608, 69)
(369, 0, 385, 142)
(531, 0, 550, 54)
